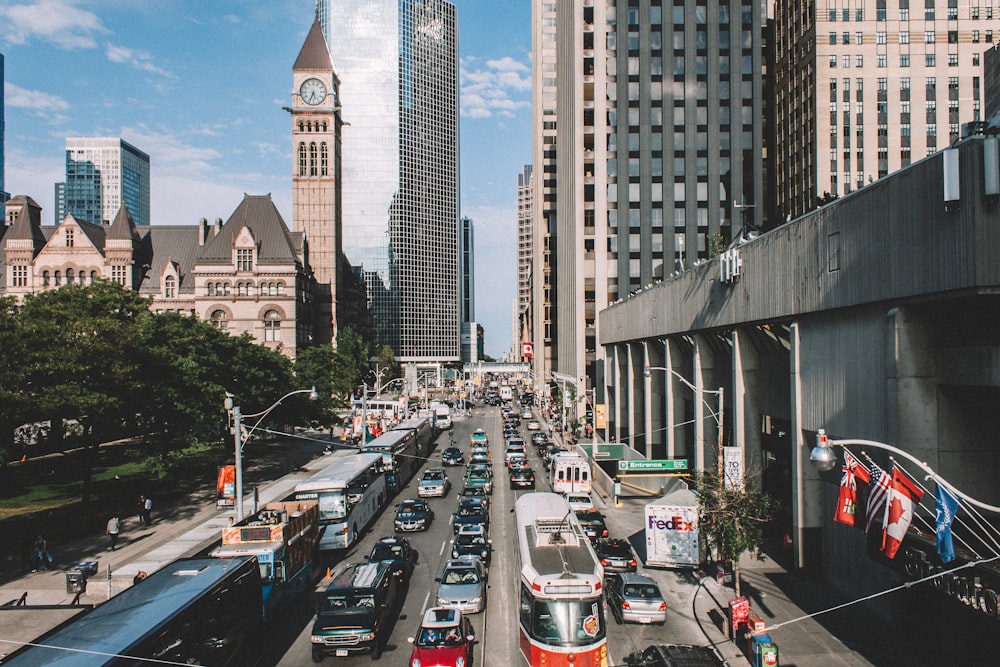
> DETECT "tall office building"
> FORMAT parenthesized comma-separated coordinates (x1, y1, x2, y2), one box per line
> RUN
(0, 53, 6, 203)
(516, 164, 533, 361)
(62, 138, 150, 227)
(531, 1, 764, 396)
(317, 0, 460, 363)
(773, 0, 986, 222)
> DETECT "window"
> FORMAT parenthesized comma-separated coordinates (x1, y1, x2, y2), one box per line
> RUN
(237, 248, 253, 272)
(925, 31, 935, 43)
(829, 32, 837, 45)
(900, 31, 910, 44)
(11, 265, 27, 287)
(974, 30, 981, 43)
(111, 265, 127, 285)
(856, 32, 863, 44)
(843, 55, 851, 68)
(877, 31, 887, 44)
(843, 32, 850, 44)
(948, 54, 958, 66)
(264, 310, 281, 342)
(210, 310, 228, 330)
(831, 55, 838, 67)
(65, 228, 74, 247)
(989, 30, 995, 43)
(877, 54, 887, 67)
(926, 53, 935, 66)
(856, 55, 864, 67)
(42, 270, 50, 287)
(901, 54, 910, 67)
(164, 275, 176, 298)
(900, 8, 909, 20)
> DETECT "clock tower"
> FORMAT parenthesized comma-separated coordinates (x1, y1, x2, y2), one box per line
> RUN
(292, 18, 343, 345)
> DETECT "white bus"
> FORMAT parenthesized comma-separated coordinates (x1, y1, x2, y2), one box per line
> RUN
(549, 451, 592, 495)
(293, 453, 387, 551)
(513, 493, 608, 667)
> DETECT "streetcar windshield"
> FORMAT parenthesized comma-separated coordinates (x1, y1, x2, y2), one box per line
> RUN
(531, 598, 605, 646)
(316, 490, 347, 521)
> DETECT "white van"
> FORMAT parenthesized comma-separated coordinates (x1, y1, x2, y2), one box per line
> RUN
(431, 402, 452, 430)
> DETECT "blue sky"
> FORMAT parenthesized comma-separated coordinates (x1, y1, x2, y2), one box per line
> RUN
(0, 0, 530, 358)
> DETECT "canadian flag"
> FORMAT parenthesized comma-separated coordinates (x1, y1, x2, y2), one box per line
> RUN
(881, 467, 924, 559)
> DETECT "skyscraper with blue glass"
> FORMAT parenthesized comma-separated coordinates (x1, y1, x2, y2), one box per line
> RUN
(316, 0, 460, 363)
(61, 137, 150, 227)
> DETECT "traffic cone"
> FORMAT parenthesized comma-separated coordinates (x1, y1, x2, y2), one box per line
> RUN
(20, 454, 26, 462)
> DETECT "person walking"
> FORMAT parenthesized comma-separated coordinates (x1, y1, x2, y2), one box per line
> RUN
(32, 534, 51, 571)
(142, 495, 153, 525)
(107, 514, 121, 551)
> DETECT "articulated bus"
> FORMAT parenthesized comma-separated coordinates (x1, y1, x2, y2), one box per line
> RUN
(549, 451, 593, 495)
(4, 557, 262, 666)
(293, 453, 387, 551)
(393, 415, 436, 458)
(361, 429, 418, 494)
(210, 499, 320, 620)
(513, 493, 608, 667)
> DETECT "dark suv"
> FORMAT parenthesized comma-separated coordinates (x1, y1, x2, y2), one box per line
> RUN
(624, 644, 727, 666)
(311, 561, 399, 660)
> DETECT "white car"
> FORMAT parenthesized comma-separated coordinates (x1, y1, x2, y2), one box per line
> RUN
(418, 467, 451, 497)
(565, 492, 595, 513)
(526, 420, 542, 431)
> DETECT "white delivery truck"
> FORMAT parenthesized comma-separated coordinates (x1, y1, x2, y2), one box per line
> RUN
(430, 401, 452, 430)
(645, 483, 701, 568)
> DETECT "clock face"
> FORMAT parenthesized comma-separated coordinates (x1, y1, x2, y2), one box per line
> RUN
(300, 78, 327, 105)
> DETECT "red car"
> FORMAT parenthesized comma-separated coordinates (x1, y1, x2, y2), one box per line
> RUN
(408, 606, 476, 667)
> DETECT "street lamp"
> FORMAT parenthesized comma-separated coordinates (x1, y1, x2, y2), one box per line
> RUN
(810, 429, 1000, 514)
(225, 386, 319, 521)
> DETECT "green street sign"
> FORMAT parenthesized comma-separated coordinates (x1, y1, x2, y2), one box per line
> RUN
(617, 459, 688, 472)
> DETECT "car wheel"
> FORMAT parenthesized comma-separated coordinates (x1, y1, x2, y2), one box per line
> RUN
(312, 648, 324, 663)
(370, 637, 383, 660)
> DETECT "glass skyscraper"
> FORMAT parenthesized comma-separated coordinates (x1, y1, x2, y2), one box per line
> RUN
(62, 137, 150, 227)
(317, 0, 460, 362)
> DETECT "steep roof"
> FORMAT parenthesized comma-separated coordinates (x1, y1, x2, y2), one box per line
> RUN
(293, 19, 333, 71)
(106, 204, 142, 243)
(198, 194, 301, 265)
(5, 200, 47, 249)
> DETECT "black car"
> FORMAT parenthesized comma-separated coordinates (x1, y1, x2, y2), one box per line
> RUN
(452, 498, 490, 534)
(575, 510, 609, 542)
(451, 526, 493, 566)
(509, 467, 536, 489)
(459, 485, 491, 510)
(624, 644, 727, 667)
(441, 446, 465, 466)
(593, 537, 638, 572)
(367, 535, 418, 585)
(394, 498, 434, 532)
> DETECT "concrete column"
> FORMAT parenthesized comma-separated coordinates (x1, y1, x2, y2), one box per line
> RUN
(790, 321, 823, 573)
(732, 329, 762, 480)
(647, 340, 666, 459)
(664, 339, 682, 460)
(626, 343, 637, 451)
(615, 345, 627, 443)
(888, 307, 937, 468)
(693, 336, 715, 472)
(642, 341, 653, 458)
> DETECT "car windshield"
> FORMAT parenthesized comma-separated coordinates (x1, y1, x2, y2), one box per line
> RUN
(443, 567, 480, 585)
(456, 506, 484, 517)
(456, 535, 485, 547)
(370, 544, 402, 560)
(319, 594, 375, 614)
(424, 471, 444, 481)
(417, 626, 465, 647)
(624, 584, 661, 598)
(529, 598, 605, 647)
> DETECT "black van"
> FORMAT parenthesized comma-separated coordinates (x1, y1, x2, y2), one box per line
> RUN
(310, 560, 398, 661)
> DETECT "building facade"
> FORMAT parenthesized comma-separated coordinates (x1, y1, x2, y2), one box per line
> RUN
(516, 164, 533, 362)
(318, 0, 461, 362)
(531, 0, 764, 408)
(773, 0, 988, 222)
(58, 138, 150, 227)
(0, 194, 314, 358)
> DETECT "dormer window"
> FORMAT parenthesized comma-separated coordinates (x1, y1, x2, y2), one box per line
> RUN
(65, 228, 74, 247)
(234, 227, 256, 272)
(164, 275, 176, 298)
(237, 248, 253, 272)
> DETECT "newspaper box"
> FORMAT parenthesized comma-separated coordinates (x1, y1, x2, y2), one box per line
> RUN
(65, 568, 87, 594)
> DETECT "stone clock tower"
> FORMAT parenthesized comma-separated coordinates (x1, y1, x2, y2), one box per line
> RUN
(292, 18, 343, 345)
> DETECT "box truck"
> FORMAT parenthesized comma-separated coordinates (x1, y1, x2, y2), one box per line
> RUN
(644, 485, 701, 568)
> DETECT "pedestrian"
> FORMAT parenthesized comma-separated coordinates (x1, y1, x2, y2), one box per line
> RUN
(32, 534, 52, 571)
(107, 514, 121, 551)
(137, 495, 146, 523)
(132, 570, 148, 585)
(143, 496, 153, 525)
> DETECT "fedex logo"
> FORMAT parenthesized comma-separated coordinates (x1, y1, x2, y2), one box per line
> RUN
(648, 514, 694, 531)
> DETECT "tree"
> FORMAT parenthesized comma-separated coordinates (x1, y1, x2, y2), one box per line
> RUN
(691, 469, 775, 597)
(295, 344, 339, 420)
(0, 296, 29, 468)
(332, 327, 369, 398)
(375, 344, 400, 384)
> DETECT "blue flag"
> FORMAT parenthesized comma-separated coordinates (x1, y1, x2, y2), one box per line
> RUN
(935, 484, 959, 564)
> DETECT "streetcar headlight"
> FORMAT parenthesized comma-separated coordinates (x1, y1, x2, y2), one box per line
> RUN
(411, 659, 421, 667)
(456, 658, 465, 667)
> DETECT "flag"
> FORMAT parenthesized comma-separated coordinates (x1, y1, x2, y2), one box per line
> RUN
(935, 484, 959, 563)
(882, 467, 924, 559)
(864, 459, 891, 534)
(834, 451, 869, 526)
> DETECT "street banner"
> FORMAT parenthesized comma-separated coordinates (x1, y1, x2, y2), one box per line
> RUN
(217, 465, 235, 509)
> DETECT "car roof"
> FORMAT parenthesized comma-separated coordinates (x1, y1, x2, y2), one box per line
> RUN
(457, 524, 486, 535)
(618, 572, 657, 585)
(421, 606, 463, 628)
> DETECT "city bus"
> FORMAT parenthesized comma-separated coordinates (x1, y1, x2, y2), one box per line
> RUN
(513, 493, 608, 667)
(293, 453, 387, 551)
(210, 499, 320, 620)
(549, 451, 593, 495)
(3, 557, 262, 666)
(362, 428, 418, 494)
(393, 415, 436, 458)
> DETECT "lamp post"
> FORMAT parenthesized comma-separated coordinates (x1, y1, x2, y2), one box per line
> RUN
(225, 386, 319, 521)
(644, 365, 723, 471)
(810, 429, 1000, 514)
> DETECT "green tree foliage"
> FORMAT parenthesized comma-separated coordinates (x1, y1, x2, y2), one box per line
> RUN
(691, 469, 775, 597)
(332, 327, 369, 398)
(294, 344, 339, 419)
(375, 344, 400, 383)
(0, 296, 29, 466)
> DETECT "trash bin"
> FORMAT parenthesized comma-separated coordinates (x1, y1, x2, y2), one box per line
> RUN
(65, 568, 87, 594)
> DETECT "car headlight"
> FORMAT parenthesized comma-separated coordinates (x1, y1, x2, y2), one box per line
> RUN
(456, 658, 465, 667)
(436, 596, 449, 606)
(469, 596, 482, 605)
(360, 632, 375, 641)
(412, 659, 422, 667)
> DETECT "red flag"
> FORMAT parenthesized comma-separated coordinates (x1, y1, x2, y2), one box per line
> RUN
(882, 467, 924, 559)
(833, 451, 868, 526)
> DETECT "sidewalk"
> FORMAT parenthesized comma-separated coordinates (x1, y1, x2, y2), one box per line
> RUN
(0, 437, 336, 657)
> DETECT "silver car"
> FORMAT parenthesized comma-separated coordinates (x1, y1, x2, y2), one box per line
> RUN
(418, 467, 451, 498)
(435, 558, 486, 614)
(605, 572, 667, 625)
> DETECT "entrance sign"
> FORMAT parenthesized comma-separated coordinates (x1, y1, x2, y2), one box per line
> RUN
(617, 459, 688, 472)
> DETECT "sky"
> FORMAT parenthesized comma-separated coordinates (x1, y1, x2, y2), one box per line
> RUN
(0, 0, 531, 359)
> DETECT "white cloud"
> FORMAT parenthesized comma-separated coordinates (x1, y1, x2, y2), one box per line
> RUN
(4, 82, 71, 117)
(0, 0, 109, 50)
(460, 54, 531, 120)
(104, 43, 174, 78)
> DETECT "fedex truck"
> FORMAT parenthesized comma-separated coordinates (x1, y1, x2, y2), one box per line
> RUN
(644, 485, 701, 568)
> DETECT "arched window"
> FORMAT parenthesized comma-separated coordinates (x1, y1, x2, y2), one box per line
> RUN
(320, 142, 329, 176)
(42, 270, 50, 287)
(223, 283, 231, 296)
(164, 275, 176, 298)
(66, 268, 74, 283)
(237, 282, 247, 297)
(208, 283, 216, 296)
(309, 142, 318, 176)
(322, 121, 328, 132)
(54, 271, 61, 286)
(90, 270, 98, 282)
(298, 142, 308, 176)
(246, 282, 254, 297)
(298, 121, 304, 132)
(276, 283, 285, 296)
(263, 310, 281, 342)
(210, 310, 228, 330)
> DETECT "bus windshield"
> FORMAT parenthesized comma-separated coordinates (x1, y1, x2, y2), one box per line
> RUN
(531, 598, 605, 646)
(317, 491, 347, 521)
